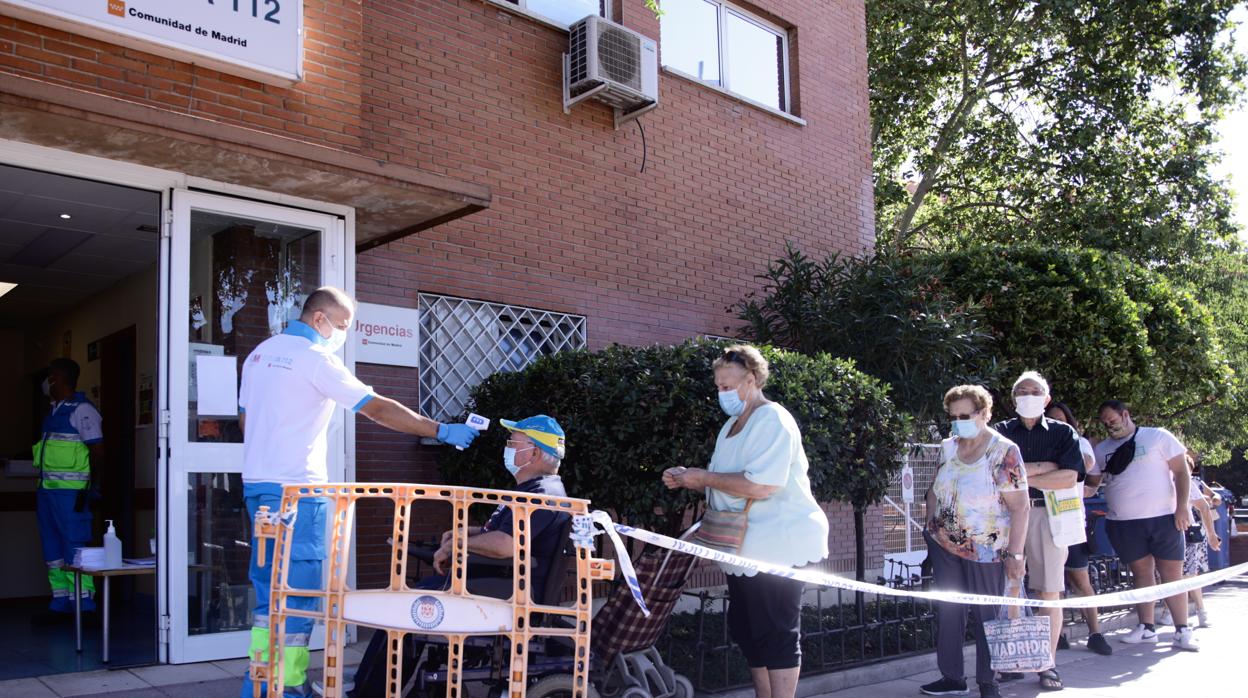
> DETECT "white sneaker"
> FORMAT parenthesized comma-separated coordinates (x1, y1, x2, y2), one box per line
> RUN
(1121, 624, 1158, 644)
(1173, 627, 1200, 652)
(1156, 605, 1173, 626)
(1197, 609, 1210, 628)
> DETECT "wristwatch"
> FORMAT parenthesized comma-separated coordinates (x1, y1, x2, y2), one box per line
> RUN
(1005, 551, 1025, 561)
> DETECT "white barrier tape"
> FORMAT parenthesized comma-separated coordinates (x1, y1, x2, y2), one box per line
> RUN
(570, 514, 598, 550)
(588, 512, 651, 618)
(590, 510, 1248, 609)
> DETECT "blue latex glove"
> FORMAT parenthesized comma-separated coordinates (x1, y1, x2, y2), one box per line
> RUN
(437, 422, 478, 448)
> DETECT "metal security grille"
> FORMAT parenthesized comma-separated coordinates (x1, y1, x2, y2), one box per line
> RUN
(417, 294, 587, 421)
(882, 443, 941, 555)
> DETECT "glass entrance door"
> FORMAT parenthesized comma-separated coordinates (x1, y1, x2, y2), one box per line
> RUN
(165, 191, 345, 663)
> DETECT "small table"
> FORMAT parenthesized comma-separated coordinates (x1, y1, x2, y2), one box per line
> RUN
(65, 563, 157, 663)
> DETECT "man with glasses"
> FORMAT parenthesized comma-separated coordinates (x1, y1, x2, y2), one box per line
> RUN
(992, 371, 1084, 692)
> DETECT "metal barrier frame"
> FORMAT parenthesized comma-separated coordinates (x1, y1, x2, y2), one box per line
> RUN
(250, 483, 614, 698)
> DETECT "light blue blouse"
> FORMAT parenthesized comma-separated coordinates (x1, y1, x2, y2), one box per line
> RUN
(707, 403, 830, 576)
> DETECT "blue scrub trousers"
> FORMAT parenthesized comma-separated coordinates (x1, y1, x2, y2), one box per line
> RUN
(36, 488, 96, 612)
(239, 483, 326, 698)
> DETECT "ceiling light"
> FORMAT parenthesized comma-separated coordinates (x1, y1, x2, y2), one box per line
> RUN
(0, 282, 16, 299)
(60, 213, 72, 219)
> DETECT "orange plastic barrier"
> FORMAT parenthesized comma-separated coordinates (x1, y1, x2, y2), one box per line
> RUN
(250, 483, 614, 698)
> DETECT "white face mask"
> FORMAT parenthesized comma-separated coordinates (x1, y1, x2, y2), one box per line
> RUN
(322, 327, 348, 353)
(1015, 395, 1047, 419)
(316, 313, 349, 353)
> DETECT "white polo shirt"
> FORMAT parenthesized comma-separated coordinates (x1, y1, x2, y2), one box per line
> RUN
(239, 320, 374, 485)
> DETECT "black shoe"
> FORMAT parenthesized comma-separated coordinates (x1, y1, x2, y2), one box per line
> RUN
(1057, 633, 1070, 650)
(998, 672, 1023, 683)
(979, 684, 1002, 698)
(1087, 632, 1113, 656)
(920, 677, 969, 696)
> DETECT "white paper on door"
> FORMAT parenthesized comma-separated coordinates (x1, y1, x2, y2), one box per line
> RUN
(195, 355, 239, 416)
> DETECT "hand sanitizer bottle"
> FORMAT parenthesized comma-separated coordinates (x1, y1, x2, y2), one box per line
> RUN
(103, 519, 122, 568)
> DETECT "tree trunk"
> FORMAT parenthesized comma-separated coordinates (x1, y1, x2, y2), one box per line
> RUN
(854, 505, 867, 622)
(854, 506, 867, 581)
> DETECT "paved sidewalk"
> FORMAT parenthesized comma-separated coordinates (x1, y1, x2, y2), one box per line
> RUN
(2, 576, 1243, 697)
(812, 575, 1248, 698)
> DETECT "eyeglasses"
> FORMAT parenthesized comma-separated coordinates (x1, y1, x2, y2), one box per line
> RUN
(947, 412, 977, 421)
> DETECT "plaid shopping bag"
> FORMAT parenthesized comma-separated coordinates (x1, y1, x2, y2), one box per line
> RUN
(591, 544, 698, 663)
(983, 584, 1053, 673)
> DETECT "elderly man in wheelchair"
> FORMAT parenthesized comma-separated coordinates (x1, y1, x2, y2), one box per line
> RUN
(343, 415, 572, 698)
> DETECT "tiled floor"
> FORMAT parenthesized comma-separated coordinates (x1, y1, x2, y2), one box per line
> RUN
(0, 594, 158, 681)
(0, 645, 368, 698)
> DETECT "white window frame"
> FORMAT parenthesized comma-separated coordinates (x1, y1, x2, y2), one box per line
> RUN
(661, 0, 792, 115)
(484, 0, 610, 31)
(417, 293, 587, 422)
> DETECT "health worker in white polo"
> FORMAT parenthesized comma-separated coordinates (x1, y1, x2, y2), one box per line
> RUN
(237, 286, 480, 698)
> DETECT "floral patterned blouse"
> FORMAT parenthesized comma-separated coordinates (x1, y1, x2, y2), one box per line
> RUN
(927, 430, 1027, 563)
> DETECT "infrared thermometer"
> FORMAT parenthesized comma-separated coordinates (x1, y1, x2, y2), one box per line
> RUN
(456, 413, 490, 450)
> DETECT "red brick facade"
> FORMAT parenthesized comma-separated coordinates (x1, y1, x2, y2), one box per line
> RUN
(0, 0, 881, 585)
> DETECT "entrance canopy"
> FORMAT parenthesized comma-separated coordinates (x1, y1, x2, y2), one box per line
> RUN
(0, 73, 491, 251)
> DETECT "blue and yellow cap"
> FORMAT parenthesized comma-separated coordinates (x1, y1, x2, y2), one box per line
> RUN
(500, 415, 566, 459)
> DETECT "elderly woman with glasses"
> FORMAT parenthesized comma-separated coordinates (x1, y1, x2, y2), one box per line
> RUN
(921, 385, 1030, 698)
(662, 345, 828, 698)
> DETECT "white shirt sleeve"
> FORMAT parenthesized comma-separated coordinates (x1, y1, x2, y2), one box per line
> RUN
(311, 353, 374, 412)
(1153, 428, 1187, 462)
(71, 403, 104, 444)
(1080, 437, 1100, 475)
(740, 407, 797, 488)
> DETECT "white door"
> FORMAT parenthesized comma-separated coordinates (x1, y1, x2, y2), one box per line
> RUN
(165, 190, 346, 663)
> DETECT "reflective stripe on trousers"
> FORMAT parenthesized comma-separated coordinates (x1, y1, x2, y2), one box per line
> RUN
(240, 484, 325, 696)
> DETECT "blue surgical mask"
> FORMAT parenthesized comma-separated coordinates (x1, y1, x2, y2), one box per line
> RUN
(951, 419, 981, 439)
(718, 389, 745, 417)
(503, 446, 532, 476)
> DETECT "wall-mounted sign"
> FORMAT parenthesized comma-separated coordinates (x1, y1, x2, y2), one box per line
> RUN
(355, 303, 419, 368)
(0, 0, 303, 85)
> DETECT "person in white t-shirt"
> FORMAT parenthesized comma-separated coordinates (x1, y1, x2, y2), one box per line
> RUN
(237, 287, 481, 698)
(1093, 400, 1197, 652)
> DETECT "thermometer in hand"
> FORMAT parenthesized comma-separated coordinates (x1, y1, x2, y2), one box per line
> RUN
(456, 413, 490, 450)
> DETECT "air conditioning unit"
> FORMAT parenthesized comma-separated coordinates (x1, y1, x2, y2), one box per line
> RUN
(563, 15, 658, 128)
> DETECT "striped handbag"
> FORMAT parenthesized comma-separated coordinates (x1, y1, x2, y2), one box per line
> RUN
(691, 499, 755, 553)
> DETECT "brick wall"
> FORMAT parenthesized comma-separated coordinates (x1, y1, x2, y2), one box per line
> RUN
(0, 0, 880, 586)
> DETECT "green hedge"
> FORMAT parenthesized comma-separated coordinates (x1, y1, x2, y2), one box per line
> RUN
(439, 339, 906, 539)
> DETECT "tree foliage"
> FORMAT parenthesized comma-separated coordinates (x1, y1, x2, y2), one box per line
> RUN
(735, 244, 1237, 456)
(930, 246, 1233, 441)
(735, 244, 996, 425)
(869, 0, 1245, 268)
(866, 0, 1248, 465)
